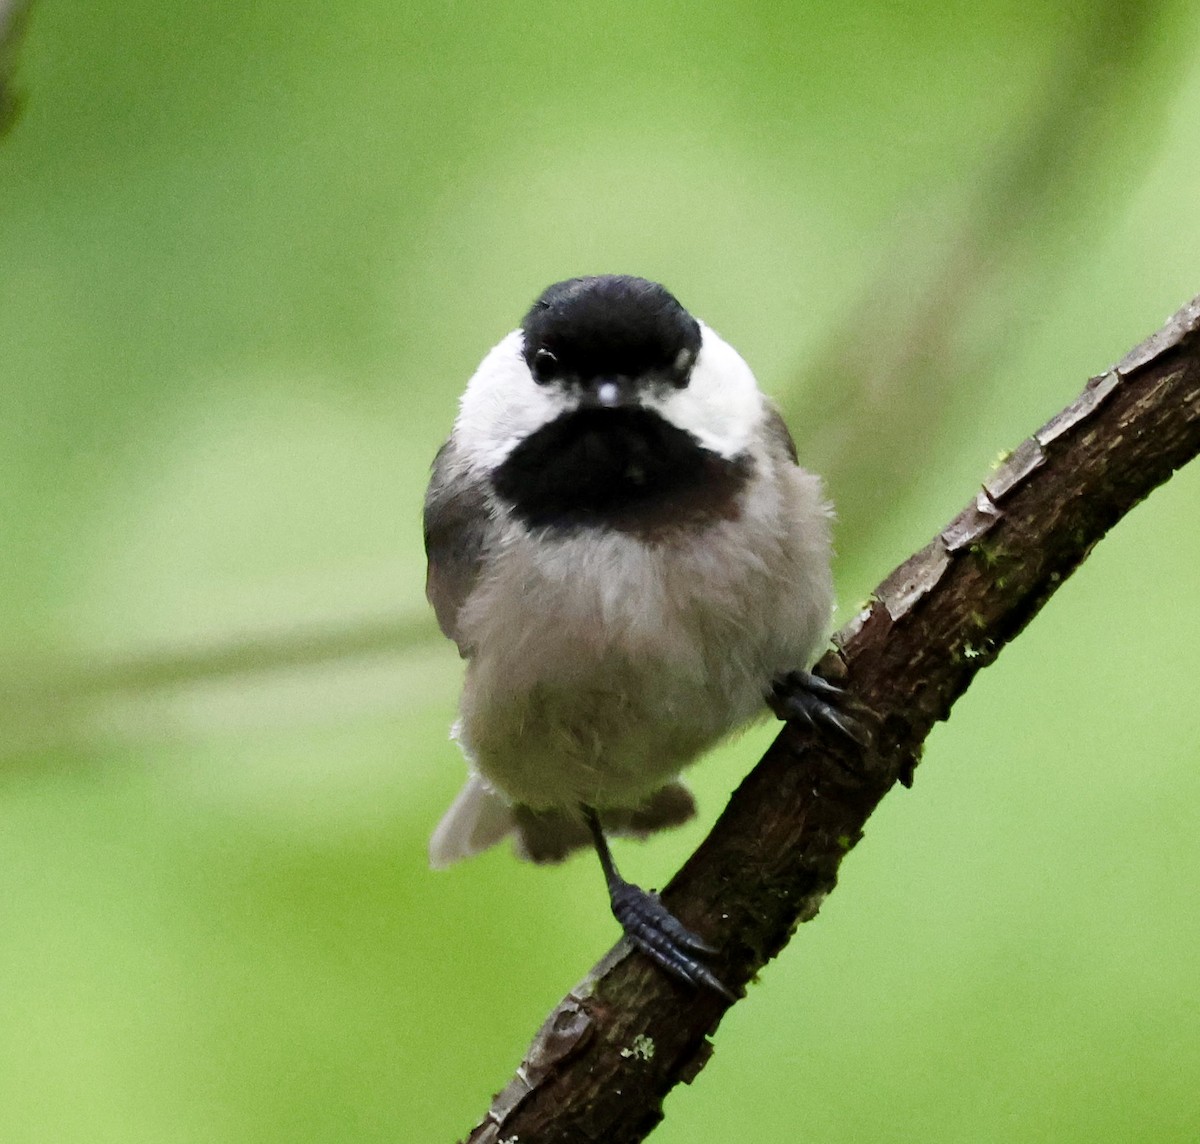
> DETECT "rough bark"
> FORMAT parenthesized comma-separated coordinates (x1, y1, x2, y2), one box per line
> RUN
(463, 294, 1200, 1144)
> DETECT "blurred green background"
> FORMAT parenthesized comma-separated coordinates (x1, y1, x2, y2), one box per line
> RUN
(2, 1, 1198, 1141)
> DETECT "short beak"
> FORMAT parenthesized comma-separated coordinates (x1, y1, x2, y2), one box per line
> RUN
(595, 380, 621, 408)
(577, 377, 627, 410)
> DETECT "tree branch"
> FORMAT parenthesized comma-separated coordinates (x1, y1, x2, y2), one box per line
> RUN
(0, 0, 32, 138)
(463, 293, 1200, 1144)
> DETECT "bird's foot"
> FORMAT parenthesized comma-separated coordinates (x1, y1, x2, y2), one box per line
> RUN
(768, 669, 873, 746)
(583, 804, 734, 1000)
(607, 876, 734, 1000)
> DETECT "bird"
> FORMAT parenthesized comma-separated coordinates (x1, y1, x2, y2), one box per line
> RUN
(423, 274, 851, 995)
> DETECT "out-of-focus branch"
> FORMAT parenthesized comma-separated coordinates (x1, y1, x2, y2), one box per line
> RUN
(787, 0, 1188, 545)
(0, 611, 439, 763)
(0, 0, 33, 138)
(463, 295, 1200, 1144)
(7, 613, 436, 703)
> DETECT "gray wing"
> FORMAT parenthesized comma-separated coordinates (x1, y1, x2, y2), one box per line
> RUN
(763, 401, 800, 464)
(423, 439, 495, 655)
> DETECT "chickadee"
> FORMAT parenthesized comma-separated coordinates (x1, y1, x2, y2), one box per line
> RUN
(425, 275, 850, 995)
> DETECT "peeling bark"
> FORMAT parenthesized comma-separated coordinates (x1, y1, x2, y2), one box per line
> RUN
(463, 294, 1200, 1144)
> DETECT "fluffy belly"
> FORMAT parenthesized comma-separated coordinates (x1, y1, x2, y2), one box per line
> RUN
(450, 487, 831, 814)
(455, 654, 764, 813)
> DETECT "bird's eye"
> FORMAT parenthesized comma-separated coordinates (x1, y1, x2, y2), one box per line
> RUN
(532, 347, 558, 384)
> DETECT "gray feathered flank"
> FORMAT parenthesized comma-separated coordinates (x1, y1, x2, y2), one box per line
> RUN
(423, 439, 494, 654)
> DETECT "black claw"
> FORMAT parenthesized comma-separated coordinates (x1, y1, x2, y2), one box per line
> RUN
(583, 805, 734, 1001)
(610, 880, 718, 956)
(610, 879, 734, 999)
(768, 669, 874, 746)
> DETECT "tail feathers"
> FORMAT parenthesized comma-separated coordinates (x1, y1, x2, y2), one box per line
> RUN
(514, 782, 697, 865)
(428, 774, 515, 869)
(430, 777, 699, 868)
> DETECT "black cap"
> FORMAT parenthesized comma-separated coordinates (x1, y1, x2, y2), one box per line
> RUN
(520, 275, 701, 388)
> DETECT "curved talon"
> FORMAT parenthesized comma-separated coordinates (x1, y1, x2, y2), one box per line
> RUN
(584, 805, 734, 1000)
(610, 880, 718, 956)
(610, 878, 734, 1000)
(769, 669, 874, 746)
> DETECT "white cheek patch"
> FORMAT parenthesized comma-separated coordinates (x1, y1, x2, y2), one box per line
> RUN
(454, 330, 561, 470)
(645, 323, 764, 459)
(454, 323, 764, 470)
